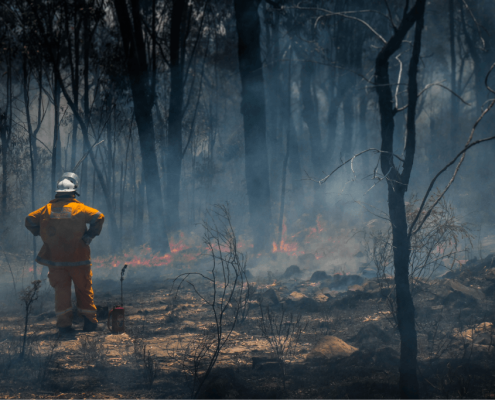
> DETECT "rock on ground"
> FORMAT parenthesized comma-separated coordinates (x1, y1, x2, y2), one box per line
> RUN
(351, 323, 391, 346)
(282, 265, 302, 279)
(258, 288, 279, 306)
(307, 336, 358, 360)
(285, 291, 320, 312)
(310, 271, 329, 282)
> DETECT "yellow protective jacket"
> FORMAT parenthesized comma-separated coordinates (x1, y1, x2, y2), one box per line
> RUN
(25, 197, 104, 267)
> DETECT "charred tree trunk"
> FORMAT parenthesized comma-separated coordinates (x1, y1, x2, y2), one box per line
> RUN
(113, 0, 170, 253)
(51, 75, 62, 194)
(300, 61, 323, 179)
(166, 0, 186, 234)
(106, 94, 113, 207)
(358, 94, 369, 170)
(288, 112, 303, 203)
(449, 0, 458, 157)
(69, 0, 80, 169)
(325, 66, 339, 163)
(23, 54, 41, 279)
(136, 167, 145, 246)
(233, 0, 272, 252)
(461, 3, 491, 114)
(81, 4, 90, 199)
(0, 117, 6, 223)
(0, 50, 11, 223)
(341, 88, 355, 159)
(278, 48, 292, 246)
(374, 1, 425, 398)
(264, 6, 283, 220)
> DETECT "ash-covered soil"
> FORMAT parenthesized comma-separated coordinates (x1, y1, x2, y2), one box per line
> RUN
(0, 254, 495, 399)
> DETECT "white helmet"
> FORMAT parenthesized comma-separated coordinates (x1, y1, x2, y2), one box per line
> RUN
(56, 172, 79, 193)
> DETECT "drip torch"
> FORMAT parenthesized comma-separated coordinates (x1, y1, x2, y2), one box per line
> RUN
(108, 264, 128, 334)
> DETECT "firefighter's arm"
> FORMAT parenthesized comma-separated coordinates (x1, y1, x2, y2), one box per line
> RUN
(83, 207, 105, 243)
(25, 208, 43, 236)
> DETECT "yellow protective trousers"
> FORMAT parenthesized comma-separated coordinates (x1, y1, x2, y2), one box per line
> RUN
(48, 266, 97, 328)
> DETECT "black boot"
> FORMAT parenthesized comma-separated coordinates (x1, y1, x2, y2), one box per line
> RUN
(83, 316, 98, 332)
(58, 325, 74, 335)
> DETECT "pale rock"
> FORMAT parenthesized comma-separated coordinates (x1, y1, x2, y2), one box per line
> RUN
(307, 336, 358, 360)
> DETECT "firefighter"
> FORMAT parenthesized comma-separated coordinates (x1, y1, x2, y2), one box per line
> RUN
(25, 172, 104, 334)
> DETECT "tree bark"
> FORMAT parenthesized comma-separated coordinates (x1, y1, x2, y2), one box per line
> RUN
(374, 1, 426, 398)
(0, 50, 11, 222)
(341, 89, 355, 159)
(264, 6, 283, 221)
(461, 2, 491, 114)
(300, 61, 323, 179)
(81, 3, 90, 199)
(23, 53, 41, 279)
(165, 0, 187, 234)
(113, 0, 170, 252)
(233, 0, 272, 252)
(69, 0, 80, 169)
(325, 66, 339, 163)
(278, 47, 292, 245)
(51, 75, 62, 194)
(449, 0, 458, 157)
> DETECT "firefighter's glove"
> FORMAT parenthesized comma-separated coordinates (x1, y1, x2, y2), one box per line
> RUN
(82, 234, 93, 245)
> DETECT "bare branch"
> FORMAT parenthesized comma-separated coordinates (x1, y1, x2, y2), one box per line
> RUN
(315, 149, 404, 185)
(288, 5, 388, 44)
(395, 53, 403, 110)
(409, 64, 495, 236)
(396, 82, 471, 112)
(461, 0, 486, 51)
(382, 0, 398, 31)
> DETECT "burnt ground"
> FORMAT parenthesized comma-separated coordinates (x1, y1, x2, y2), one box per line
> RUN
(0, 254, 495, 399)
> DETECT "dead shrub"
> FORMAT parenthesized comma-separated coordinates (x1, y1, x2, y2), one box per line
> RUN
(0, 331, 59, 390)
(133, 339, 159, 389)
(366, 194, 473, 326)
(20, 280, 41, 358)
(33, 337, 60, 387)
(257, 303, 307, 390)
(172, 204, 250, 398)
(422, 308, 495, 398)
(77, 335, 108, 367)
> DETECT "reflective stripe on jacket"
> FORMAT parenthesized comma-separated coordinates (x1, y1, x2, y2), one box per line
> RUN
(25, 198, 104, 267)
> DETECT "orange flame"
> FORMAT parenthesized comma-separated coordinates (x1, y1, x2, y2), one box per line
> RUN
(92, 214, 351, 270)
(272, 219, 304, 256)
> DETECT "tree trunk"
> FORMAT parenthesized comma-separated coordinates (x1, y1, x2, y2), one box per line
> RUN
(81, 3, 90, 199)
(264, 7, 283, 222)
(341, 89, 355, 159)
(461, 3, 488, 114)
(288, 115, 303, 200)
(0, 120, 6, 221)
(52, 76, 62, 194)
(374, 1, 425, 397)
(300, 61, 323, 178)
(70, 2, 80, 169)
(136, 168, 145, 246)
(106, 94, 114, 207)
(0, 53, 10, 222)
(113, 0, 170, 253)
(325, 66, 339, 163)
(23, 53, 40, 279)
(166, 0, 186, 234)
(358, 94, 369, 171)
(278, 48, 292, 245)
(449, 0, 459, 158)
(233, 0, 272, 252)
